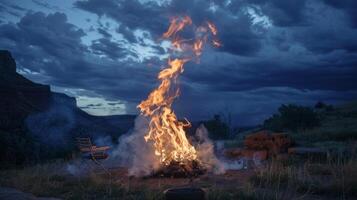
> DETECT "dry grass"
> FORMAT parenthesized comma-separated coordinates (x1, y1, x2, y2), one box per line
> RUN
(250, 157, 357, 199)
(0, 161, 163, 200)
(207, 184, 258, 200)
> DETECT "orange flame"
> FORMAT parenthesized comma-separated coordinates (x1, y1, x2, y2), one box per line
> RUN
(207, 21, 218, 36)
(163, 16, 192, 39)
(138, 16, 220, 165)
(212, 39, 221, 47)
(193, 39, 204, 57)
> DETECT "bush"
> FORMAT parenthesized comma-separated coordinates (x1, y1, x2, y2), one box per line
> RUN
(315, 101, 334, 111)
(264, 104, 320, 132)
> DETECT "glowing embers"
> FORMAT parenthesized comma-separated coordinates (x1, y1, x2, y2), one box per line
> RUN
(153, 160, 206, 178)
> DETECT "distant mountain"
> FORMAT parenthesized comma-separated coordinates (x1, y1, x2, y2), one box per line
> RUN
(0, 50, 135, 166)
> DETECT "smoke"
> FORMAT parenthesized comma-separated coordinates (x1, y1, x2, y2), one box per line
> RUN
(111, 116, 160, 176)
(195, 125, 245, 172)
(25, 104, 75, 148)
(195, 124, 225, 174)
(94, 136, 113, 147)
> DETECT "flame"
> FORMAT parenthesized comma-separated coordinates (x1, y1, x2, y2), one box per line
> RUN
(212, 39, 221, 47)
(138, 16, 220, 166)
(163, 16, 192, 39)
(193, 39, 204, 57)
(207, 21, 221, 47)
(207, 21, 218, 36)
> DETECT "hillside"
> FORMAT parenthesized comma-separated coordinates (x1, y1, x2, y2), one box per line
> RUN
(291, 101, 357, 150)
(0, 50, 135, 166)
(0, 50, 51, 130)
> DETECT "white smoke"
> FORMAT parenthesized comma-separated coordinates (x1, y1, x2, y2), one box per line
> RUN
(111, 116, 160, 176)
(195, 124, 225, 174)
(195, 125, 246, 172)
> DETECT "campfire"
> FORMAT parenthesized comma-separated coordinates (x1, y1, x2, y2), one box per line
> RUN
(137, 16, 220, 177)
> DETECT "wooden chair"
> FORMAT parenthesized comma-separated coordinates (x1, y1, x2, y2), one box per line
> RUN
(76, 137, 110, 161)
(76, 137, 112, 193)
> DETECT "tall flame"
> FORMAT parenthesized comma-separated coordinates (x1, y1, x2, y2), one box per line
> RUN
(138, 16, 220, 165)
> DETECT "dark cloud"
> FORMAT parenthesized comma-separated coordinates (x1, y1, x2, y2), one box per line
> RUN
(1, 0, 357, 125)
(0, 3, 23, 18)
(9, 4, 27, 12)
(90, 38, 130, 59)
(87, 103, 102, 107)
(31, 0, 61, 10)
(0, 11, 156, 104)
(116, 25, 136, 43)
(18, 12, 86, 59)
(250, 0, 308, 27)
(285, 1, 357, 54)
(107, 102, 123, 106)
(218, 13, 261, 56)
(183, 50, 357, 93)
(74, 0, 167, 37)
(0, 4, 5, 12)
(323, 0, 357, 28)
(97, 27, 112, 38)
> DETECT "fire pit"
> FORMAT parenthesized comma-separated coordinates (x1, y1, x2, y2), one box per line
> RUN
(153, 160, 206, 178)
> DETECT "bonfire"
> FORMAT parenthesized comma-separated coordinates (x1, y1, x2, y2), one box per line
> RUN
(137, 16, 220, 177)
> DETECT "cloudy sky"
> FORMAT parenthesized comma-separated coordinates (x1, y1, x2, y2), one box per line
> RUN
(1, 0, 357, 126)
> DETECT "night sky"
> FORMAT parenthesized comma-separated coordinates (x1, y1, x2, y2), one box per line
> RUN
(1, 0, 357, 126)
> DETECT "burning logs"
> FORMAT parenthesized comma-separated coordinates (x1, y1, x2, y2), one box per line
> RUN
(152, 160, 206, 178)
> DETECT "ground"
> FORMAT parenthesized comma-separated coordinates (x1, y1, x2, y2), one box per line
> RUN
(0, 155, 356, 199)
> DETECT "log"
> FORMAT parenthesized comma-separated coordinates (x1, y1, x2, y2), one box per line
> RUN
(152, 160, 206, 178)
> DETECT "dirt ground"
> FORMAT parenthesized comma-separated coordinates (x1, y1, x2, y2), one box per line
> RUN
(107, 167, 255, 190)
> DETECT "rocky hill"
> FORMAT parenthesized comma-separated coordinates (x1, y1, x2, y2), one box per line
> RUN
(0, 50, 135, 166)
(0, 50, 52, 130)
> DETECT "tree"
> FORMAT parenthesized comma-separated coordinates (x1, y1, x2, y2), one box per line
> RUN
(264, 104, 320, 132)
(315, 101, 326, 109)
(315, 101, 334, 111)
(203, 114, 230, 140)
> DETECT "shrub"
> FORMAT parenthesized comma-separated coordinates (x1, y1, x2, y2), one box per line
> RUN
(264, 104, 320, 132)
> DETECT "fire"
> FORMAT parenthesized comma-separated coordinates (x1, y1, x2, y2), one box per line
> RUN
(162, 16, 192, 39)
(207, 21, 218, 36)
(138, 16, 220, 166)
(193, 39, 204, 57)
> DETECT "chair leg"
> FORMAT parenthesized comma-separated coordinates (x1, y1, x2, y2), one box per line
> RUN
(92, 158, 112, 195)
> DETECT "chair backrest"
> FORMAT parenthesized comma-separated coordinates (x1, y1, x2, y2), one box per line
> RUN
(76, 137, 93, 152)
